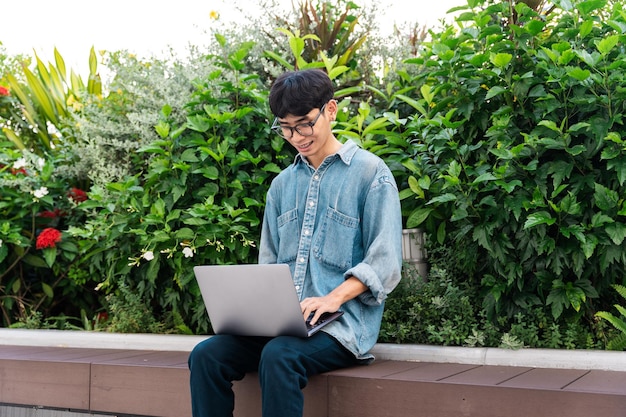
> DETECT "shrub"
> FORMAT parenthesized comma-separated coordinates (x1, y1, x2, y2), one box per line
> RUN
(68, 40, 293, 334)
(379, 263, 483, 345)
(66, 50, 209, 188)
(380, 255, 604, 349)
(0, 149, 98, 326)
(397, 0, 626, 323)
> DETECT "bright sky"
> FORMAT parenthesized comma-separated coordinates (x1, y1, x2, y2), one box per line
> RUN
(0, 0, 463, 76)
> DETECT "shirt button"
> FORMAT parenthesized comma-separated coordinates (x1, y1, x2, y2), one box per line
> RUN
(295, 285, 301, 291)
(303, 229, 310, 235)
(309, 201, 314, 207)
(299, 257, 305, 263)
(314, 175, 319, 180)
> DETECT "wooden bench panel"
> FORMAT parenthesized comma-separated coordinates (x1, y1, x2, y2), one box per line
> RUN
(2, 345, 626, 417)
(563, 369, 626, 395)
(326, 360, 626, 417)
(233, 373, 328, 417)
(89, 350, 191, 417)
(0, 356, 90, 410)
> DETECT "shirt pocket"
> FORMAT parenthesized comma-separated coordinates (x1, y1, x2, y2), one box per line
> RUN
(276, 208, 299, 263)
(313, 207, 360, 271)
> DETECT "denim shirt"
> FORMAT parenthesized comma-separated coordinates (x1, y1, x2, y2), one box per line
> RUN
(258, 140, 403, 361)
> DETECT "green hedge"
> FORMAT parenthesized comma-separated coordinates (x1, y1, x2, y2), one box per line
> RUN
(2, 0, 626, 348)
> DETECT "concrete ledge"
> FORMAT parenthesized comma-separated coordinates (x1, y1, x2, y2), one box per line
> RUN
(370, 343, 626, 371)
(1, 328, 625, 371)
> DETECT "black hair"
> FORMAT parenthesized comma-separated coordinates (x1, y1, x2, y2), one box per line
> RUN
(268, 69, 334, 118)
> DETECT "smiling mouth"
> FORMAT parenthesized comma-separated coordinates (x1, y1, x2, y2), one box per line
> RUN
(296, 141, 313, 150)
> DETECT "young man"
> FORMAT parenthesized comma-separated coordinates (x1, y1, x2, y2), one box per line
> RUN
(188, 69, 403, 417)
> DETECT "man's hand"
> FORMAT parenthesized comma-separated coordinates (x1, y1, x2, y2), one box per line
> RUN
(300, 276, 367, 324)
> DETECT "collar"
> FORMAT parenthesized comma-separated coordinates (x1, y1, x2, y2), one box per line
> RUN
(293, 140, 358, 167)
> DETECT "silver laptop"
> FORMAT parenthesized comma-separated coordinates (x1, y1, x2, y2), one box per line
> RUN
(193, 264, 343, 337)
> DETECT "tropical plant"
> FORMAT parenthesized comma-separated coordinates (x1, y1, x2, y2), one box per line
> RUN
(595, 285, 626, 350)
(2, 47, 101, 153)
(266, 0, 367, 74)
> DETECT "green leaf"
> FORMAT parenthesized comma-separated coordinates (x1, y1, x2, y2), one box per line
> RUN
(151, 198, 166, 218)
(567, 67, 590, 81)
(11, 278, 20, 293)
(396, 94, 427, 115)
(495, 179, 522, 193)
(41, 282, 54, 298)
(0, 244, 7, 264)
(490, 53, 512, 68)
(607, 157, 626, 186)
(472, 173, 496, 185)
(263, 51, 294, 70)
(596, 35, 619, 56)
(579, 20, 594, 38)
(186, 115, 212, 132)
(594, 183, 619, 211)
(428, 193, 457, 204)
(485, 86, 507, 100)
(155, 121, 170, 138)
(591, 212, 614, 227)
(576, 0, 607, 15)
(575, 50, 600, 67)
(451, 206, 468, 221)
(581, 234, 598, 259)
(524, 211, 556, 229)
(262, 163, 282, 174)
(175, 228, 195, 240)
(180, 148, 199, 162)
(538, 120, 561, 133)
(23, 254, 48, 268)
(559, 194, 581, 215)
(420, 84, 434, 105)
(526, 20, 545, 36)
(183, 218, 210, 226)
(605, 222, 626, 245)
(406, 208, 433, 228)
(560, 224, 585, 241)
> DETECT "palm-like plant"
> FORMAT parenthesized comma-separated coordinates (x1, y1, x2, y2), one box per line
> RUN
(3, 47, 102, 153)
(595, 285, 626, 351)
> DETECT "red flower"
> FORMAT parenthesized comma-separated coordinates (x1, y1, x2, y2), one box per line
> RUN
(0, 86, 9, 96)
(38, 208, 65, 218)
(11, 167, 27, 176)
(68, 187, 88, 203)
(0, 163, 26, 176)
(36, 228, 62, 249)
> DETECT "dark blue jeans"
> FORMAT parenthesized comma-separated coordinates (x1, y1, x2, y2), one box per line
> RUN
(188, 332, 359, 417)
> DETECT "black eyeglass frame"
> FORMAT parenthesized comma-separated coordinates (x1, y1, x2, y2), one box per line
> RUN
(271, 104, 327, 140)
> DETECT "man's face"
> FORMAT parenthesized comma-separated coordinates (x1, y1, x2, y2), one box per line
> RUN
(274, 100, 338, 167)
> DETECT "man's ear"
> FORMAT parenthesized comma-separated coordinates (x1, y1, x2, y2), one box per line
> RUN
(327, 99, 338, 121)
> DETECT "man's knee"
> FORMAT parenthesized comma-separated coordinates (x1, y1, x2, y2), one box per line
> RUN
(189, 337, 216, 369)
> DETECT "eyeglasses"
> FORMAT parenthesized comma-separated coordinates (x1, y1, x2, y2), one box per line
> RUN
(271, 104, 327, 140)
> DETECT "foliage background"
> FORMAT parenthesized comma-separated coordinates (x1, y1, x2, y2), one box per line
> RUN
(1, 0, 625, 348)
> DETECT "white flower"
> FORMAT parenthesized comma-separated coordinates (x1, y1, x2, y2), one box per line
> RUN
(142, 250, 155, 261)
(36, 157, 45, 169)
(182, 247, 194, 258)
(0, 239, 3, 247)
(13, 158, 27, 170)
(33, 187, 49, 199)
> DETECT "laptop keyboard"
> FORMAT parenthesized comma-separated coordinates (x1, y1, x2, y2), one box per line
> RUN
(305, 312, 335, 329)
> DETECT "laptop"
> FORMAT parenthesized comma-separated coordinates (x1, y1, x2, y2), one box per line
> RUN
(193, 264, 343, 337)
